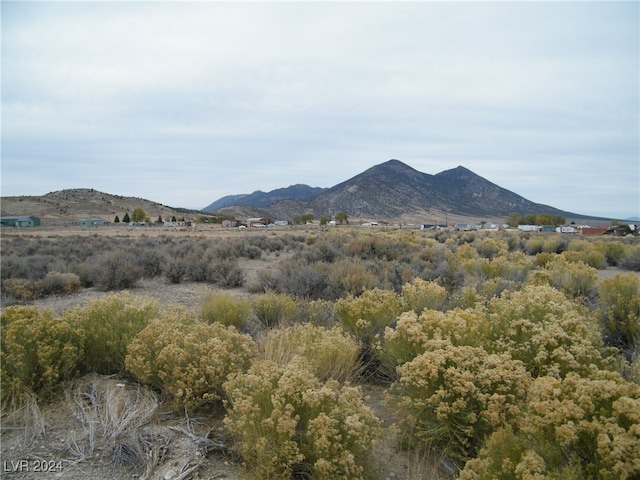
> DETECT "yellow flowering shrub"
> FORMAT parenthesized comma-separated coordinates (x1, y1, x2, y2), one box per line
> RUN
(485, 284, 608, 378)
(389, 340, 531, 461)
(252, 291, 296, 328)
(200, 292, 252, 328)
(598, 273, 640, 351)
(334, 287, 403, 343)
(464, 371, 640, 480)
(62, 292, 159, 374)
(533, 256, 599, 300)
(259, 323, 359, 383)
(125, 308, 256, 410)
(223, 359, 381, 480)
(384, 308, 484, 368)
(400, 278, 447, 314)
(1, 306, 84, 407)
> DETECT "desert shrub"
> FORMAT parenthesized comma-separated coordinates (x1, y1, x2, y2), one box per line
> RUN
(598, 273, 640, 353)
(592, 240, 626, 266)
(207, 258, 245, 287)
(620, 244, 640, 271)
(400, 278, 447, 314)
(223, 359, 381, 480)
(126, 308, 256, 410)
(384, 308, 484, 369)
(252, 291, 296, 328)
(325, 257, 380, 297)
(512, 371, 640, 480)
(259, 258, 330, 299)
(334, 288, 403, 343)
(389, 340, 531, 462)
(259, 324, 360, 383)
(474, 236, 508, 260)
(134, 248, 165, 277)
(459, 427, 583, 480)
(290, 299, 336, 326)
(583, 249, 607, 269)
(63, 293, 159, 375)
(484, 285, 608, 378)
(1, 278, 43, 301)
(1, 306, 84, 407)
(163, 258, 186, 283)
(533, 256, 599, 300)
(90, 251, 144, 291)
(184, 252, 213, 282)
(41, 271, 82, 295)
(524, 236, 545, 255)
(201, 293, 252, 329)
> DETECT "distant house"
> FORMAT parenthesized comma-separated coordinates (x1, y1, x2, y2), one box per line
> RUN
(518, 225, 542, 232)
(78, 218, 108, 227)
(222, 220, 241, 228)
(247, 217, 267, 227)
(0, 215, 41, 227)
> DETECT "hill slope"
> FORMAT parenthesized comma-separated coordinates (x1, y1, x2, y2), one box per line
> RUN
(0, 189, 205, 225)
(215, 160, 576, 222)
(204, 184, 327, 210)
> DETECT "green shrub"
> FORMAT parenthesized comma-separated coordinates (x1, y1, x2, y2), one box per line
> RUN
(1, 306, 84, 407)
(63, 293, 159, 374)
(223, 359, 381, 480)
(620, 244, 640, 271)
(599, 273, 640, 352)
(534, 256, 599, 300)
(388, 340, 531, 462)
(252, 291, 296, 328)
(201, 293, 252, 329)
(259, 324, 360, 383)
(126, 308, 256, 410)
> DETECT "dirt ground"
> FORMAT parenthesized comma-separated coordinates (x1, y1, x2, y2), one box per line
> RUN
(1, 232, 455, 480)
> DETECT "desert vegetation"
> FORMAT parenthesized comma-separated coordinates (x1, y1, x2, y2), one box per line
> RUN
(1, 227, 639, 479)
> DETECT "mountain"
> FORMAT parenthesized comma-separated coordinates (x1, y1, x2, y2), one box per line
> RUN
(204, 184, 327, 211)
(207, 159, 579, 223)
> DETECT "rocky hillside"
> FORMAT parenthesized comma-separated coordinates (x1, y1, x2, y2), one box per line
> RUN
(204, 184, 327, 210)
(209, 160, 578, 223)
(0, 188, 206, 225)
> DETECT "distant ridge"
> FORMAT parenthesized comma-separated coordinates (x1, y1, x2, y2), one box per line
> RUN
(206, 159, 586, 222)
(204, 184, 327, 210)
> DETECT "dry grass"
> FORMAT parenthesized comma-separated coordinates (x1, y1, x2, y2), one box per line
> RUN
(67, 374, 159, 469)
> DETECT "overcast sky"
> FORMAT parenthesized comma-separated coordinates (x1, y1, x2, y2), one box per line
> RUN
(2, 1, 638, 219)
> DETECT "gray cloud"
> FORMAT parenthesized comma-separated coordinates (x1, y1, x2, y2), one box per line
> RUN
(2, 1, 638, 218)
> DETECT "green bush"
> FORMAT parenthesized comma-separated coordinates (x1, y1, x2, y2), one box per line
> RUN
(533, 256, 599, 300)
(126, 308, 256, 410)
(201, 293, 252, 329)
(223, 359, 381, 480)
(1, 306, 84, 407)
(63, 293, 159, 374)
(388, 340, 531, 462)
(620, 244, 640, 271)
(599, 273, 640, 352)
(252, 291, 296, 328)
(259, 324, 360, 383)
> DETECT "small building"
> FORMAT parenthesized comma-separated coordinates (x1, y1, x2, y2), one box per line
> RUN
(518, 225, 542, 232)
(78, 218, 108, 227)
(222, 220, 241, 228)
(247, 217, 267, 227)
(0, 215, 41, 227)
(556, 226, 577, 234)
